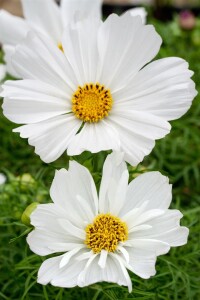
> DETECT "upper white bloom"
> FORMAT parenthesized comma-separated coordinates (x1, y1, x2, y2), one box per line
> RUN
(1, 12, 197, 165)
(0, 64, 6, 81)
(0, 0, 102, 77)
(27, 152, 189, 292)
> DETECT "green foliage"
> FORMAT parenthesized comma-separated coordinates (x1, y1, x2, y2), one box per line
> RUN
(0, 14, 200, 300)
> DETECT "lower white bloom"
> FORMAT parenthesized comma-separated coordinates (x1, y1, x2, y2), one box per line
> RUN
(27, 152, 189, 292)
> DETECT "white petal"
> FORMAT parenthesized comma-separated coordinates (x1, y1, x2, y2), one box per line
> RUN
(77, 254, 132, 291)
(50, 162, 98, 224)
(37, 251, 87, 287)
(99, 151, 128, 214)
(22, 0, 62, 44)
(128, 7, 147, 24)
(27, 204, 83, 255)
(126, 209, 164, 230)
(110, 109, 171, 140)
(58, 219, 85, 240)
(2, 45, 19, 77)
(110, 254, 132, 293)
(12, 32, 77, 93)
(13, 114, 81, 163)
(67, 120, 120, 156)
(155, 227, 189, 246)
(98, 250, 108, 268)
(76, 250, 93, 261)
(97, 12, 161, 91)
(133, 210, 182, 238)
(114, 57, 197, 121)
(119, 172, 172, 217)
(61, 0, 102, 26)
(0, 64, 6, 81)
(0, 10, 28, 45)
(125, 247, 156, 279)
(133, 210, 189, 246)
(128, 239, 170, 256)
(59, 246, 85, 268)
(117, 246, 130, 264)
(106, 110, 170, 166)
(2, 80, 71, 124)
(28, 228, 84, 256)
(62, 16, 101, 84)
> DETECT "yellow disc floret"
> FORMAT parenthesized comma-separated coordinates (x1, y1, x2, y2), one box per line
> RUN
(58, 43, 64, 52)
(85, 213, 128, 253)
(72, 83, 113, 123)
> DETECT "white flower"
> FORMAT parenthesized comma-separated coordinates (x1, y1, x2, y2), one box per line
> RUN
(0, 0, 102, 77)
(1, 12, 197, 165)
(0, 173, 6, 185)
(27, 152, 189, 292)
(0, 64, 6, 81)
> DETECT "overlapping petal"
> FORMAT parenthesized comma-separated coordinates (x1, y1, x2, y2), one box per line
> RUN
(67, 121, 120, 156)
(2, 79, 72, 123)
(119, 171, 172, 217)
(22, 0, 62, 44)
(99, 151, 128, 214)
(37, 252, 87, 287)
(77, 254, 132, 292)
(0, 10, 28, 45)
(50, 162, 98, 221)
(97, 12, 162, 91)
(114, 57, 197, 121)
(27, 204, 84, 256)
(11, 32, 77, 93)
(14, 114, 81, 163)
(60, 0, 102, 26)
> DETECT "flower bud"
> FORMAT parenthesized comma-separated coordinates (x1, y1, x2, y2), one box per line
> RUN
(179, 10, 196, 30)
(21, 202, 38, 227)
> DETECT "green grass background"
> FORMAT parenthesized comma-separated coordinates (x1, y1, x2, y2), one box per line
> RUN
(0, 15, 200, 300)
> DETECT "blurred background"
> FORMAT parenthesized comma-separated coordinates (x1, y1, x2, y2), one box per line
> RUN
(0, 0, 200, 18)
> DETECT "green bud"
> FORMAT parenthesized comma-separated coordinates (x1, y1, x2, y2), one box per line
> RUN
(21, 202, 38, 227)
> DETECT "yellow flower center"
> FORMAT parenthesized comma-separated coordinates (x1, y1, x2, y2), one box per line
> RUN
(58, 42, 64, 52)
(85, 213, 128, 253)
(72, 83, 113, 123)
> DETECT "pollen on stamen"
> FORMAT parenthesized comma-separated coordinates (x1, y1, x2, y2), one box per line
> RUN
(85, 213, 128, 254)
(72, 83, 113, 123)
(58, 43, 64, 52)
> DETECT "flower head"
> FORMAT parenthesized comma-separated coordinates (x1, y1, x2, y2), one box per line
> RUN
(179, 10, 196, 30)
(0, 0, 102, 77)
(27, 152, 189, 292)
(1, 12, 197, 165)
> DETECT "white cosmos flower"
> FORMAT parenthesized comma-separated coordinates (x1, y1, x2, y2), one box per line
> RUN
(0, 0, 102, 77)
(27, 152, 189, 292)
(1, 12, 197, 165)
